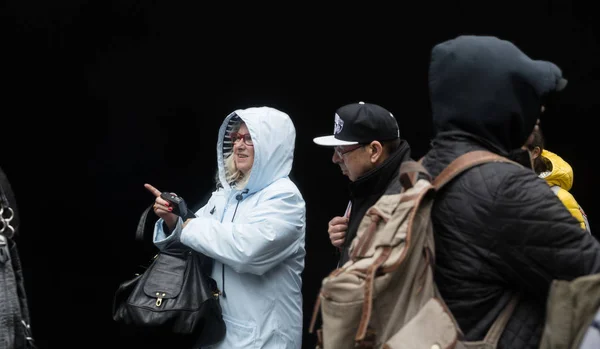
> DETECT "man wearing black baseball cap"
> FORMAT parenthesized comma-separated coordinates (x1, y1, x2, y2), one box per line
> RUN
(313, 101, 413, 266)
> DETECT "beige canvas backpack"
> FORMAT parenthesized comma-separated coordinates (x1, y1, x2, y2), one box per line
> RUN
(309, 150, 520, 349)
(538, 272, 600, 349)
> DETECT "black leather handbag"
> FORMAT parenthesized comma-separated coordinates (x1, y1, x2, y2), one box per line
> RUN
(112, 204, 226, 348)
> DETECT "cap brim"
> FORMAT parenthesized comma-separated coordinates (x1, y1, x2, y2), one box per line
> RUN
(313, 135, 359, 146)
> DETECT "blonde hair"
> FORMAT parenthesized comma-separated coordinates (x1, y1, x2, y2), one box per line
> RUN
(214, 118, 252, 190)
(224, 152, 251, 189)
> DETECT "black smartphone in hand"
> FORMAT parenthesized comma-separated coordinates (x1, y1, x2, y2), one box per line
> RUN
(160, 192, 196, 220)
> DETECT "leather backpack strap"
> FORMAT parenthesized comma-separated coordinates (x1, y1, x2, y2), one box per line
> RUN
(433, 150, 519, 191)
(399, 160, 432, 191)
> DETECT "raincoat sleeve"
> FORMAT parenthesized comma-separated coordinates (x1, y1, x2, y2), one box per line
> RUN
(178, 184, 305, 275)
(152, 217, 183, 250)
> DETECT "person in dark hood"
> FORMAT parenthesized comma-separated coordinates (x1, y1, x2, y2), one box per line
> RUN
(421, 35, 600, 349)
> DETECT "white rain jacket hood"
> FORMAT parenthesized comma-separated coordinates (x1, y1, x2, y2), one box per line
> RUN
(153, 106, 306, 348)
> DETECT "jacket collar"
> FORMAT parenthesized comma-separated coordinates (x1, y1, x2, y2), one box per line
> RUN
(349, 140, 411, 199)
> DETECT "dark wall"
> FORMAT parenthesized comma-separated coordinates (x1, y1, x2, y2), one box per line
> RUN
(2, 1, 598, 348)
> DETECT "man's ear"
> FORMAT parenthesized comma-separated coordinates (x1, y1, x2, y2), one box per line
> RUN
(531, 146, 542, 159)
(368, 141, 384, 164)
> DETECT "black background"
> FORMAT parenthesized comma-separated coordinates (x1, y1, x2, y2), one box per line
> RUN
(2, 1, 599, 348)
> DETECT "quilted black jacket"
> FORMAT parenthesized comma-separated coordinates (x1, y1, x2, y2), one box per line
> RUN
(422, 36, 600, 349)
(423, 136, 600, 349)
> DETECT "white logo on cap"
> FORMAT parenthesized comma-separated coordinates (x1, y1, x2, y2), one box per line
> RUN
(333, 113, 344, 135)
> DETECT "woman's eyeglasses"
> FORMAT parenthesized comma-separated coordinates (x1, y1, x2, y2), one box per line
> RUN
(230, 132, 253, 146)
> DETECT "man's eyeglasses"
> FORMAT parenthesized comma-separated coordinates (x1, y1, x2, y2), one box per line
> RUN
(334, 144, 363, 158)
(230, 132, 253, 146)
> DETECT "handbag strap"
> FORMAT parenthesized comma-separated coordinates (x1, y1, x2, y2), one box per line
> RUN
(136, 205, 155, 241)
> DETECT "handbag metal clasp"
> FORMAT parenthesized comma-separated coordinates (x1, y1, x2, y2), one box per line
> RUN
(155, 292, 166, 307)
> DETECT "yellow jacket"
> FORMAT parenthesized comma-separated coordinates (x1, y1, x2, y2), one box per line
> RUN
(539, 150, 589, 231)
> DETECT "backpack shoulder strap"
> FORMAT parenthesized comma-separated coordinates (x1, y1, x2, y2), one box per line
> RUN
(433, 150, 519, 191)
(399, 160, 432, 190)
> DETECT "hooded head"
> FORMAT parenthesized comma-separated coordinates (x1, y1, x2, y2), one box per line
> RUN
(216, 106, 296, 194)
(428, 35, 567, 153)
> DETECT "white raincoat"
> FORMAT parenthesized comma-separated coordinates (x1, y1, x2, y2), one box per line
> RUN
(153, 106, 306, 348)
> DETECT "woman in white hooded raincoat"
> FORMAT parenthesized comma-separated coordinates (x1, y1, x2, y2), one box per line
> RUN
(146, 106, 306, 348)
